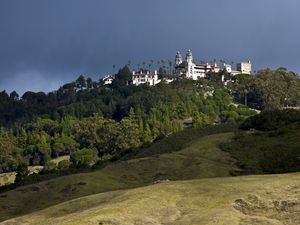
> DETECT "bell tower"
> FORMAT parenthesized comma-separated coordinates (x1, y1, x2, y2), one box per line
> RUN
(175, 51, 182, 66)
(186, 49, 193, 64)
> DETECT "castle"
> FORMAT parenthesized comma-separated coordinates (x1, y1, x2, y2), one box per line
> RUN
(173, 49, 221, 80)
(102, 49, 252, 86)
(173, 49, 252, 80)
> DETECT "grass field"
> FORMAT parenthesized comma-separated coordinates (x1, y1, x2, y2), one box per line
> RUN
(0, 132, 236, 222)
(2, 173, 299, 225)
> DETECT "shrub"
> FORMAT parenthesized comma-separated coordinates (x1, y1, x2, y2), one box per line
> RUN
(70, 148, 99, 167)
(58, 160, 71, 170)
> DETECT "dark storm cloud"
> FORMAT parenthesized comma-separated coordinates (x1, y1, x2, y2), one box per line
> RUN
(1, 0, 300, 94)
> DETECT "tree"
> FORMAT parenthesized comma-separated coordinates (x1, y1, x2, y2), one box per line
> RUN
(52, 135, 79, 157)
(168, 60, 173, 74)
(9, 91, 19, 101)
(19, 128, 27, 148)
(253, 68, 300, 109)
(114, 65, 131, 86)
(158, 67, 167, 79)
(232, 74, 254, 106)
(86, 77, 93, 89)
(15, 164, 29, 184)
(70, 148, 98, 167)
(76, 75, 86, 90)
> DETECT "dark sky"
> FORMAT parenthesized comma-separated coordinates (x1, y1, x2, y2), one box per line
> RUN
(1, 0, 300, 94)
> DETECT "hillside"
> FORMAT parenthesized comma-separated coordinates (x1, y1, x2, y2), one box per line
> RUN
(2, 173, 299, 225)
(1, 110, 300, 224)
(0, 131, 236, 222)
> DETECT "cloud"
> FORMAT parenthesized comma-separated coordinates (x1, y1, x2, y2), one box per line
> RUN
(1, 0, 300, 93)
(0, 69, 68, 95)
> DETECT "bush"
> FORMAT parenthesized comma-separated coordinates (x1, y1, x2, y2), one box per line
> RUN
(70, 148, 99, 167)
(43, 161, 57, 172)
(58, 160, 71, 170)
(240, 109, 300, 131)
(220, 111, 239, 123)
(15, 164, 29, 184)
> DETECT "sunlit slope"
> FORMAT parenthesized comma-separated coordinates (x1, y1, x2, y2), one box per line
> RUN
(0, 132, 236, 222)
(2, 173, 300, 225)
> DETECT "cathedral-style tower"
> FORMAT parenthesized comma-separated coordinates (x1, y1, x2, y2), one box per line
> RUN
(175, 51, 182, 66)
(186, 49, 193, 64)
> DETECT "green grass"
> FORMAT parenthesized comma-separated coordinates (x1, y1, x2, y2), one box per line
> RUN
(2, 173, 300, 225)
(128, 123, 237, 158)
(221, 126, 300, 174)
(0, 132, 236, 222)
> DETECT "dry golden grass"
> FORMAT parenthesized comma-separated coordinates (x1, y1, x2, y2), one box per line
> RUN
(51, 155, 70, 165)
(0, 172, 15, 186)
(2, 173, 299, 225)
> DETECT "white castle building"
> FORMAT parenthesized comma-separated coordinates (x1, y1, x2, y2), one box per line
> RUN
(132, 70, 160, 86)
(173, 49, 252, 80)
(173, 49, 221, 80)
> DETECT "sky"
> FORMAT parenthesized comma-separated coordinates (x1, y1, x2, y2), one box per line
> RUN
(1, 0, 300, 95)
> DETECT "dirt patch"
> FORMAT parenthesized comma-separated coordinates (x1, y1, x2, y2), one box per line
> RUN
(234, 194, 300, 225)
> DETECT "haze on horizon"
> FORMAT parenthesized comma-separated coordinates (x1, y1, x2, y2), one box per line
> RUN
(1, 0, 300, 95)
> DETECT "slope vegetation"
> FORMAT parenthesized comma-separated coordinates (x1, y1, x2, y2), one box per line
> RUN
(2, 173, 300, 225)
(0, 131, 236, 222)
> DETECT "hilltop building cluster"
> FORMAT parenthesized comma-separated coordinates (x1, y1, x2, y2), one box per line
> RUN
(102, 49, 252, 86)
(173, 50, 221, 80)
(173, 49, 252, 80)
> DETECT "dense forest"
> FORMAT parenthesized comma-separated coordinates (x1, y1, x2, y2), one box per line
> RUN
(1, 65, 300, 182)
(229, 67, 300, 109)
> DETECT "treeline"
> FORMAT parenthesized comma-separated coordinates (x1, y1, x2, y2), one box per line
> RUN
(229, 67, 300, 109)
(0, 67, 256, 173)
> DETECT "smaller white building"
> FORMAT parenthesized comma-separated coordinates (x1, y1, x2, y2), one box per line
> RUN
(132, 70, 160, 86)
(237, 61, 252, 74)
(102, 75, 115, 85)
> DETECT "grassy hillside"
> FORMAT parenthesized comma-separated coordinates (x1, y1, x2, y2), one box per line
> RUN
(222, 110, 300, 174)
(222, 128, 300, 174)
(2, 173, 299, 225)
(0, 132, 236, 222)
